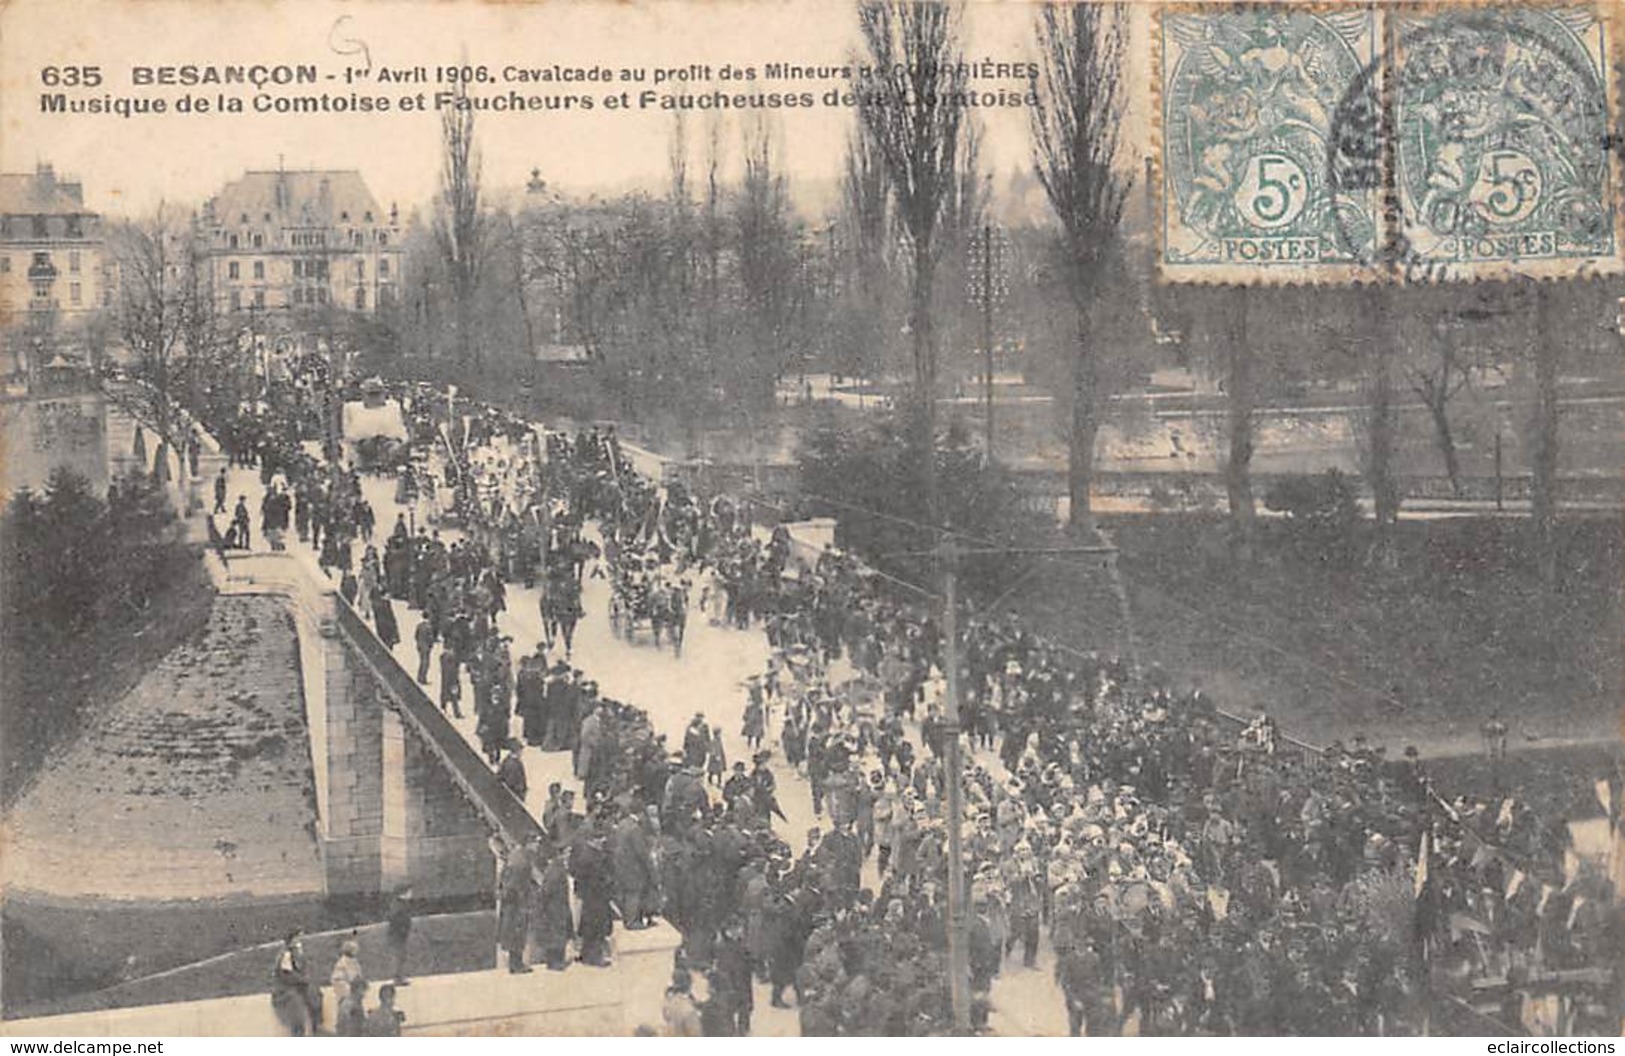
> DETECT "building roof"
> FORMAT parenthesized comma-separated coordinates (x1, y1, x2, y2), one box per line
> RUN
(0, 165, 87, 214)
(208, 169, 389, 229)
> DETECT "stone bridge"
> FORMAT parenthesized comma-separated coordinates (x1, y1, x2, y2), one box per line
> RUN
(208, 545, 539, 902)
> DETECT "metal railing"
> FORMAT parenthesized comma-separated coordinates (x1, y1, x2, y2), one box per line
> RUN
(335, 599, 541, 850)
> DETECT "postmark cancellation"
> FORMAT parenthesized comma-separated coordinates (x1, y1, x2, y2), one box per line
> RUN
(1156, 1, 1623, 287)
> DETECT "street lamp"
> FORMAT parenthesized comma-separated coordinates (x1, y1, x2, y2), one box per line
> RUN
(965, 222, 1010, 462)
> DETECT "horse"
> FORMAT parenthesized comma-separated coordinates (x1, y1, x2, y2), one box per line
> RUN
(649, 579, 688, 656)
(540, 571, 582, 657)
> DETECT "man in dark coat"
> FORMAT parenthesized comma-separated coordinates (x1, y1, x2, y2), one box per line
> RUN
(497, 740, 527, 801)
(438, 644, 463, 719)
(682, 713, 710, 770)
(612, 807, 657, 929)
(515, 646, 548, 745)
(968, 906, 1000, 1031)
(713, 920, 756, 1035)
(1056, 938, 1111, 1036)
(498, 843, 535, 973)
(530, 850, 575, 971)
(414, 618, 436, 684)
(764, 887, 810, 1009)
(373, 592, 401, 650)
(569, 821, 616, 966)
(752, 753, 788, 824)
(723, 762, 753, 809)
(541, 661, 573, 751)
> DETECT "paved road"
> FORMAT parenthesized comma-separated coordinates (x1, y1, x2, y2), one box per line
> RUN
(218, 452, 1071, 1036)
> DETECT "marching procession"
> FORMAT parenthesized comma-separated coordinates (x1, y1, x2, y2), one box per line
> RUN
(178, 356, 1625, 1038)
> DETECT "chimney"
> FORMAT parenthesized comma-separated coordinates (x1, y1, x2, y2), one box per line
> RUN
(36, 162, 55, 194)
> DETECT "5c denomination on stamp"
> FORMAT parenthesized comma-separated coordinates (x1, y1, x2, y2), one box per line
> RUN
(1158, 5, 1381, 284)
(1392, 6, 1620, 281)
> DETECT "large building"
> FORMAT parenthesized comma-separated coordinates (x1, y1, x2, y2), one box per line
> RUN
(202, 169, 403, 316)
(0, 163, 110, 327)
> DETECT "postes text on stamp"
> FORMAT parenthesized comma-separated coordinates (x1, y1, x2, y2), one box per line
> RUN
(1160, 5, 1381, 283)
(1392, 6, 1619, 281)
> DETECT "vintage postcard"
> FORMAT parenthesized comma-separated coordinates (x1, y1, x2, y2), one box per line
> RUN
(1, 0, 1621, 1041)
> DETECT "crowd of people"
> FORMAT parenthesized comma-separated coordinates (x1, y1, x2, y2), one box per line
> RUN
(188, 364, 1622, 1038)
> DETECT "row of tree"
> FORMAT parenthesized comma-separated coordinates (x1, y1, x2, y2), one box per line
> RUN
(83, 1, 1596, 587)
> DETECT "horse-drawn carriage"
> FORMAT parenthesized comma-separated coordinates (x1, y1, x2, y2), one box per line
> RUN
(607, 550, 688, 655)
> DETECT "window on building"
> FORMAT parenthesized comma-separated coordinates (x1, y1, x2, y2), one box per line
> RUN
(31, 215, 47, 237)
(69, 283, 81, 305)
(352, 231, 362, 247)
(379, 232, 389, 246)
(252, 233, 263, 248)
(239, 213, 248, 223)
(379, 258, 390, 278)
(228, 261, 240, 280)
(102, 288, 111, 307)
(378, 284, 393, 306)
(32, 281, 50, 301)
(254, 290, 265, 309)
(355, 287, 367, 310)
(68, 251, 80, 273)
(253, 260, 264, 280)
(355, 259, 365, 279)
(318, 288, 329, 305)
(229, 234, 239, 249)
(293, 260, 304, 279)
(65, 216, 82, 238)
(231, 290, 242, 311)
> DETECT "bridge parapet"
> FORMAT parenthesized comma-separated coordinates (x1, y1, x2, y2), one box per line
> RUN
(206, 546, 517, 902)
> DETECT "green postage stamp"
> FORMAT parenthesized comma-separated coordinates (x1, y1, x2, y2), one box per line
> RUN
(1392, 6, 1618, 281)
(1157, 3, 1623, 285)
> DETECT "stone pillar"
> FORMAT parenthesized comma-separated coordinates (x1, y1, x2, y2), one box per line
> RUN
(321, 636, 384, 898)
(396, 720, 494, 899)
(380, 708, 410, 892)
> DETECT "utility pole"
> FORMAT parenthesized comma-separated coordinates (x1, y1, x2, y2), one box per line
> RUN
(982, 221, 994, 463)
(939, 538, 971, 1033)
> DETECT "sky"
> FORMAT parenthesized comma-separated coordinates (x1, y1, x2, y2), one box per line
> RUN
(0, 0, 1155, 220)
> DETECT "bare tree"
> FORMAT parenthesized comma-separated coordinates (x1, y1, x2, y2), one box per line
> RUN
(735, 118, 798, 407)
(1359, 287, 1401, 562)
(855, 0, 967, 523)
(109, 207, 216, 457)
(1529, 285, 1560, 587)
(1406, 297, 1492, 499)
(835, 124, 892, 385)
(1029, 1, 1132, 532)
(498, 208, 537, 360)
(1223, 289, 1257, 550)
(434, 74, 485, 370)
